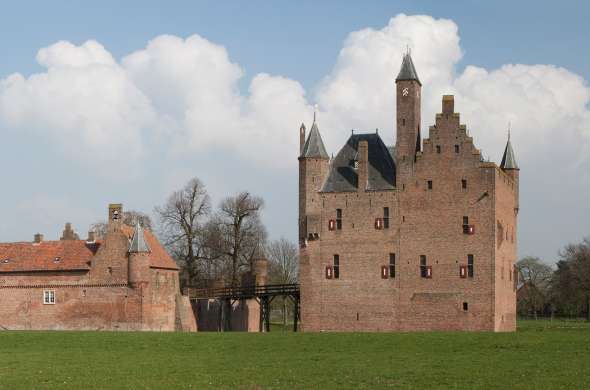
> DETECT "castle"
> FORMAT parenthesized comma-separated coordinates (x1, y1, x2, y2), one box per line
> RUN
(0, 204, 196, 331)
(298, 52, 519, 332)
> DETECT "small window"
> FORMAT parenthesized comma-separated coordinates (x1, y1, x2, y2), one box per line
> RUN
(336, 209, 342, 230)
(463, 302, 468, 311)
(455, 145, 460, 153)
(461, 179, 467, 189)
(383, 207, 390, 229)
(402, 118, 406, 126)
(333, 255, 340, 279)
(467, 254, 474, 278)
(43, 290, 55, 305)
(389, 253, 396, 278)
(436, 145, 441, 154)
(427, 180, 433, 190)
(420, 255, 428, 278)
(463, 216, 469, 225)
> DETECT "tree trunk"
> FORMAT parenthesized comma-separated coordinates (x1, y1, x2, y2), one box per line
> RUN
(586, 294, 590, 322)
(282, 297, 287, 331)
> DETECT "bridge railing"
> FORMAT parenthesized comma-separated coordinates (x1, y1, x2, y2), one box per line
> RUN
(185, 283, 300, 299)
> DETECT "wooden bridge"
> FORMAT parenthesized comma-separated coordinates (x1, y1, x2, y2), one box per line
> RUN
(185, 284, 301, 332)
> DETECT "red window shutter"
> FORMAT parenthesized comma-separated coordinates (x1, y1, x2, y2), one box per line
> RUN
(426, 266, 433, 278)
(381, 265, 388, 279)
(374, 218, 383, 230)
(325, 266, 333, 279)
(328, 219, 336, 231)
(460, 265, 467, 278)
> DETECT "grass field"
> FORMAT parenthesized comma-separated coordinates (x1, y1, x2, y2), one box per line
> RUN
(1, 320, 589, 389)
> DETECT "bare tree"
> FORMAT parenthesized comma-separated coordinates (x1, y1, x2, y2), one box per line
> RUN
(517, 256, 553, 319)
(267, 237, 298, 328)
(555, 237, 590, 320)
(155, 178, 212, 287)
(213, 191, 267, 287)
(90, 210, 153, 239)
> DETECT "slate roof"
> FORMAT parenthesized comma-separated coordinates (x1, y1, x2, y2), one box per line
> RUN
(396, 53, 421, 85)
(500, 137, 519, 170)
(300, 121, 329, 159)
(321, 133, 396, 192)
(0, 225, 178, 273)
(129, 223, 151, 253)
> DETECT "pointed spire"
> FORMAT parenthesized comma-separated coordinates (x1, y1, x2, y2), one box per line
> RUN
(300, 107, 329, 159)
(129, 222, 151, 253)
(500, 129, 519, 170)
(396, 50, 421, 85)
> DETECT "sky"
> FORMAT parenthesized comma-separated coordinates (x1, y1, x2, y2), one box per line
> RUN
(0, 1, 588, 264)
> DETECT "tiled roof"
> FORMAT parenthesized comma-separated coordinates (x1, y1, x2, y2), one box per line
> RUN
(321, 133, 396, 192)
(121, 225, 178, 270)
(300, 121, 329, 159)
(0, 225, 179, 273)
(0, 240, 98, 273)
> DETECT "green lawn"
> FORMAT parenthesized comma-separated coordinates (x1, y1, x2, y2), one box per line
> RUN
(0, 320, 589, 389)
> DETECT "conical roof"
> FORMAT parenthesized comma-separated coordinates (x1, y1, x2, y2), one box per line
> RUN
(396, 53, 421, 85)
(301, 121, 329, 159)
(129, 223, 151, 253)
(500, 136, 519, 170)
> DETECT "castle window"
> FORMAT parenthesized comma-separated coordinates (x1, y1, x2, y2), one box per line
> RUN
(467, 254, 474, 277)
(462, 179, 467, 189)
(455, 145, 460, 153)
(43, 290, 55, 305)
(420, 255, 430, 278)
(463, 302, 469, 311)
(107, 267, 113, 275)
(463, 216, 469, 225)
(436, 145, 441, 154)
(383, 207, 390, 229)
(402, 118, 406, 126)
(427, 180, 433, 190)
(336, 209, 342, 230)
(333, 255, 340, 279)
(389, 253, 396, 278)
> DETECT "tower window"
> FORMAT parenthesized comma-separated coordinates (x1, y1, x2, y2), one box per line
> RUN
(389, 253, 396, 278)
(383, 207, 390, 229)
(436, 145, 441, 154)
(467, 254, 474, 277)
(463, 216, 469, 225)
(402, 118, 406, 126)
(462, 179, 467, 189)
(455, 145, 460, 153)
(427, 180, 433, 190)
(333, 255, 340, 279)
(463, 302, 469, 311)
(336, 209, 342, 230)
(420, 255, 428, 278)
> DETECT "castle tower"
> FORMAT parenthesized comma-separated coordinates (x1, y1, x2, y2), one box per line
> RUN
(395, 51, 422, 181)
(500, 131, 520, 209)
(128, 222, 151, 288)
(298, 113, 329, 242)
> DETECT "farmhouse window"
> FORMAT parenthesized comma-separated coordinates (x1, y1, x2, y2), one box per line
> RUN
(389, 253, 396, 278)
(333, 255, 340, 279)
(383, 207, 390, 229)
(336, 209, 342, 230)
(43, 290, 55, 305)
(467, 254, 474, 277)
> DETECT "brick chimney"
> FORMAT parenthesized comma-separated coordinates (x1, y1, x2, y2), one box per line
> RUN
(442, 95, 454, 115)
(358, 139, 369, 192)
(60, 223, 79, 240)
(33, 233, 44, 244)
(87, 231, 96, 243)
